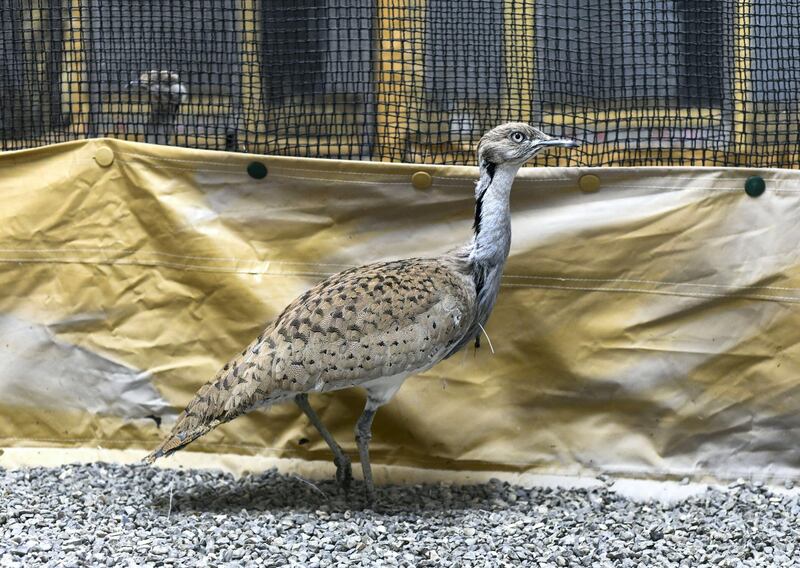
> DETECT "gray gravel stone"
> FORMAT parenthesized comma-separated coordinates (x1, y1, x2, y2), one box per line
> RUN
(0, 463, 798, 567)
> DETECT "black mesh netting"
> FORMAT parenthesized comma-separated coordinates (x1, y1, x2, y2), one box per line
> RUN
(2, 1, 800, 167)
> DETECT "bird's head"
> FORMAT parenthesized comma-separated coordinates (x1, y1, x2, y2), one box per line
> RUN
(477, 122, 579, 167)
(128, 70, 188, 105)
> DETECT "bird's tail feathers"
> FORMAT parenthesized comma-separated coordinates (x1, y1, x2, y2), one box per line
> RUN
(144, 339, 274, 464)
(144, 420, 220, 464)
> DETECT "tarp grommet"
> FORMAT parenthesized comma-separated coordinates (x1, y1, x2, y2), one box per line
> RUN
(247, 162, 268, 179)
(745, 176, 766, 197)
(94, 147, 115, 167)
(579, 174, 600, 193)
(412, 171, 432, 190)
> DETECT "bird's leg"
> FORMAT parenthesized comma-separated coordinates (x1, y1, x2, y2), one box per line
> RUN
(354, 403, 379, 507)
(294, 393, 352, 492)
(355, 379, 404, 507)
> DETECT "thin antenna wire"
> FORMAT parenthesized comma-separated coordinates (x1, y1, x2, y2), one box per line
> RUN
(477, 322, 495, 354)
(291, 474, 329, 499)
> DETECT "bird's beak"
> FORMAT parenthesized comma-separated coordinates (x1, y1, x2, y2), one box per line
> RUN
(538, 138, 580, 148)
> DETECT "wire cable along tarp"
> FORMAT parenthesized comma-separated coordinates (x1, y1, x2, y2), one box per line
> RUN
(1, 139, 799, 482)
(3, 1, 800, 168)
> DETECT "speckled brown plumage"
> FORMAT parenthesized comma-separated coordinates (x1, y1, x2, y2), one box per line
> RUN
(147, 257, 474, 460)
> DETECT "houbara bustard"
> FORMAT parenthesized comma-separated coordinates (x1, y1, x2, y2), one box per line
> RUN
(128, 70, 188, 145)
(146, 123, 579, 504)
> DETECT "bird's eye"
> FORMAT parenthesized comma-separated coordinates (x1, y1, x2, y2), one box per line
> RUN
(510, 131, 525, 143)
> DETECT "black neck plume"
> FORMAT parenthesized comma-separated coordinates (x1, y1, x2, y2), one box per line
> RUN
(473, 160, 496, 235)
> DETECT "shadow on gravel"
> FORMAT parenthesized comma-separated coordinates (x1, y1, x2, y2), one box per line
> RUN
(149, 468, 519, 516)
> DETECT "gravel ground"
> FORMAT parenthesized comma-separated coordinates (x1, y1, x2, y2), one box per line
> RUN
(1, 463, 798, 567)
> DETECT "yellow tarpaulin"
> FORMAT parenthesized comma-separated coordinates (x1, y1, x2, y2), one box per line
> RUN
(1, 139, 799, 482)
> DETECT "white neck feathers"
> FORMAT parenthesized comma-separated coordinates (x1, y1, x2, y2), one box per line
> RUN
(470, 160, 519, 265)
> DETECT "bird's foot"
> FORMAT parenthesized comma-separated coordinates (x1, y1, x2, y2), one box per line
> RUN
(334, 455, 353, 494)
(363, 486, 377, 510)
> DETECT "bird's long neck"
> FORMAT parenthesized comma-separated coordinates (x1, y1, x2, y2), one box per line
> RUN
(468, 159, 520, 326)
(471, 160, 518, 264)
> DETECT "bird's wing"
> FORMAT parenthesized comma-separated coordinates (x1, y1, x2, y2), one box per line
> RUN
(146, 257, 474, 461)
(268, 257, 476, 393)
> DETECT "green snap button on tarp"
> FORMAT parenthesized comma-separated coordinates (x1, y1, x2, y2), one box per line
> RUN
(745, 176, 765, 197)
(247, 162, 268, 179)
